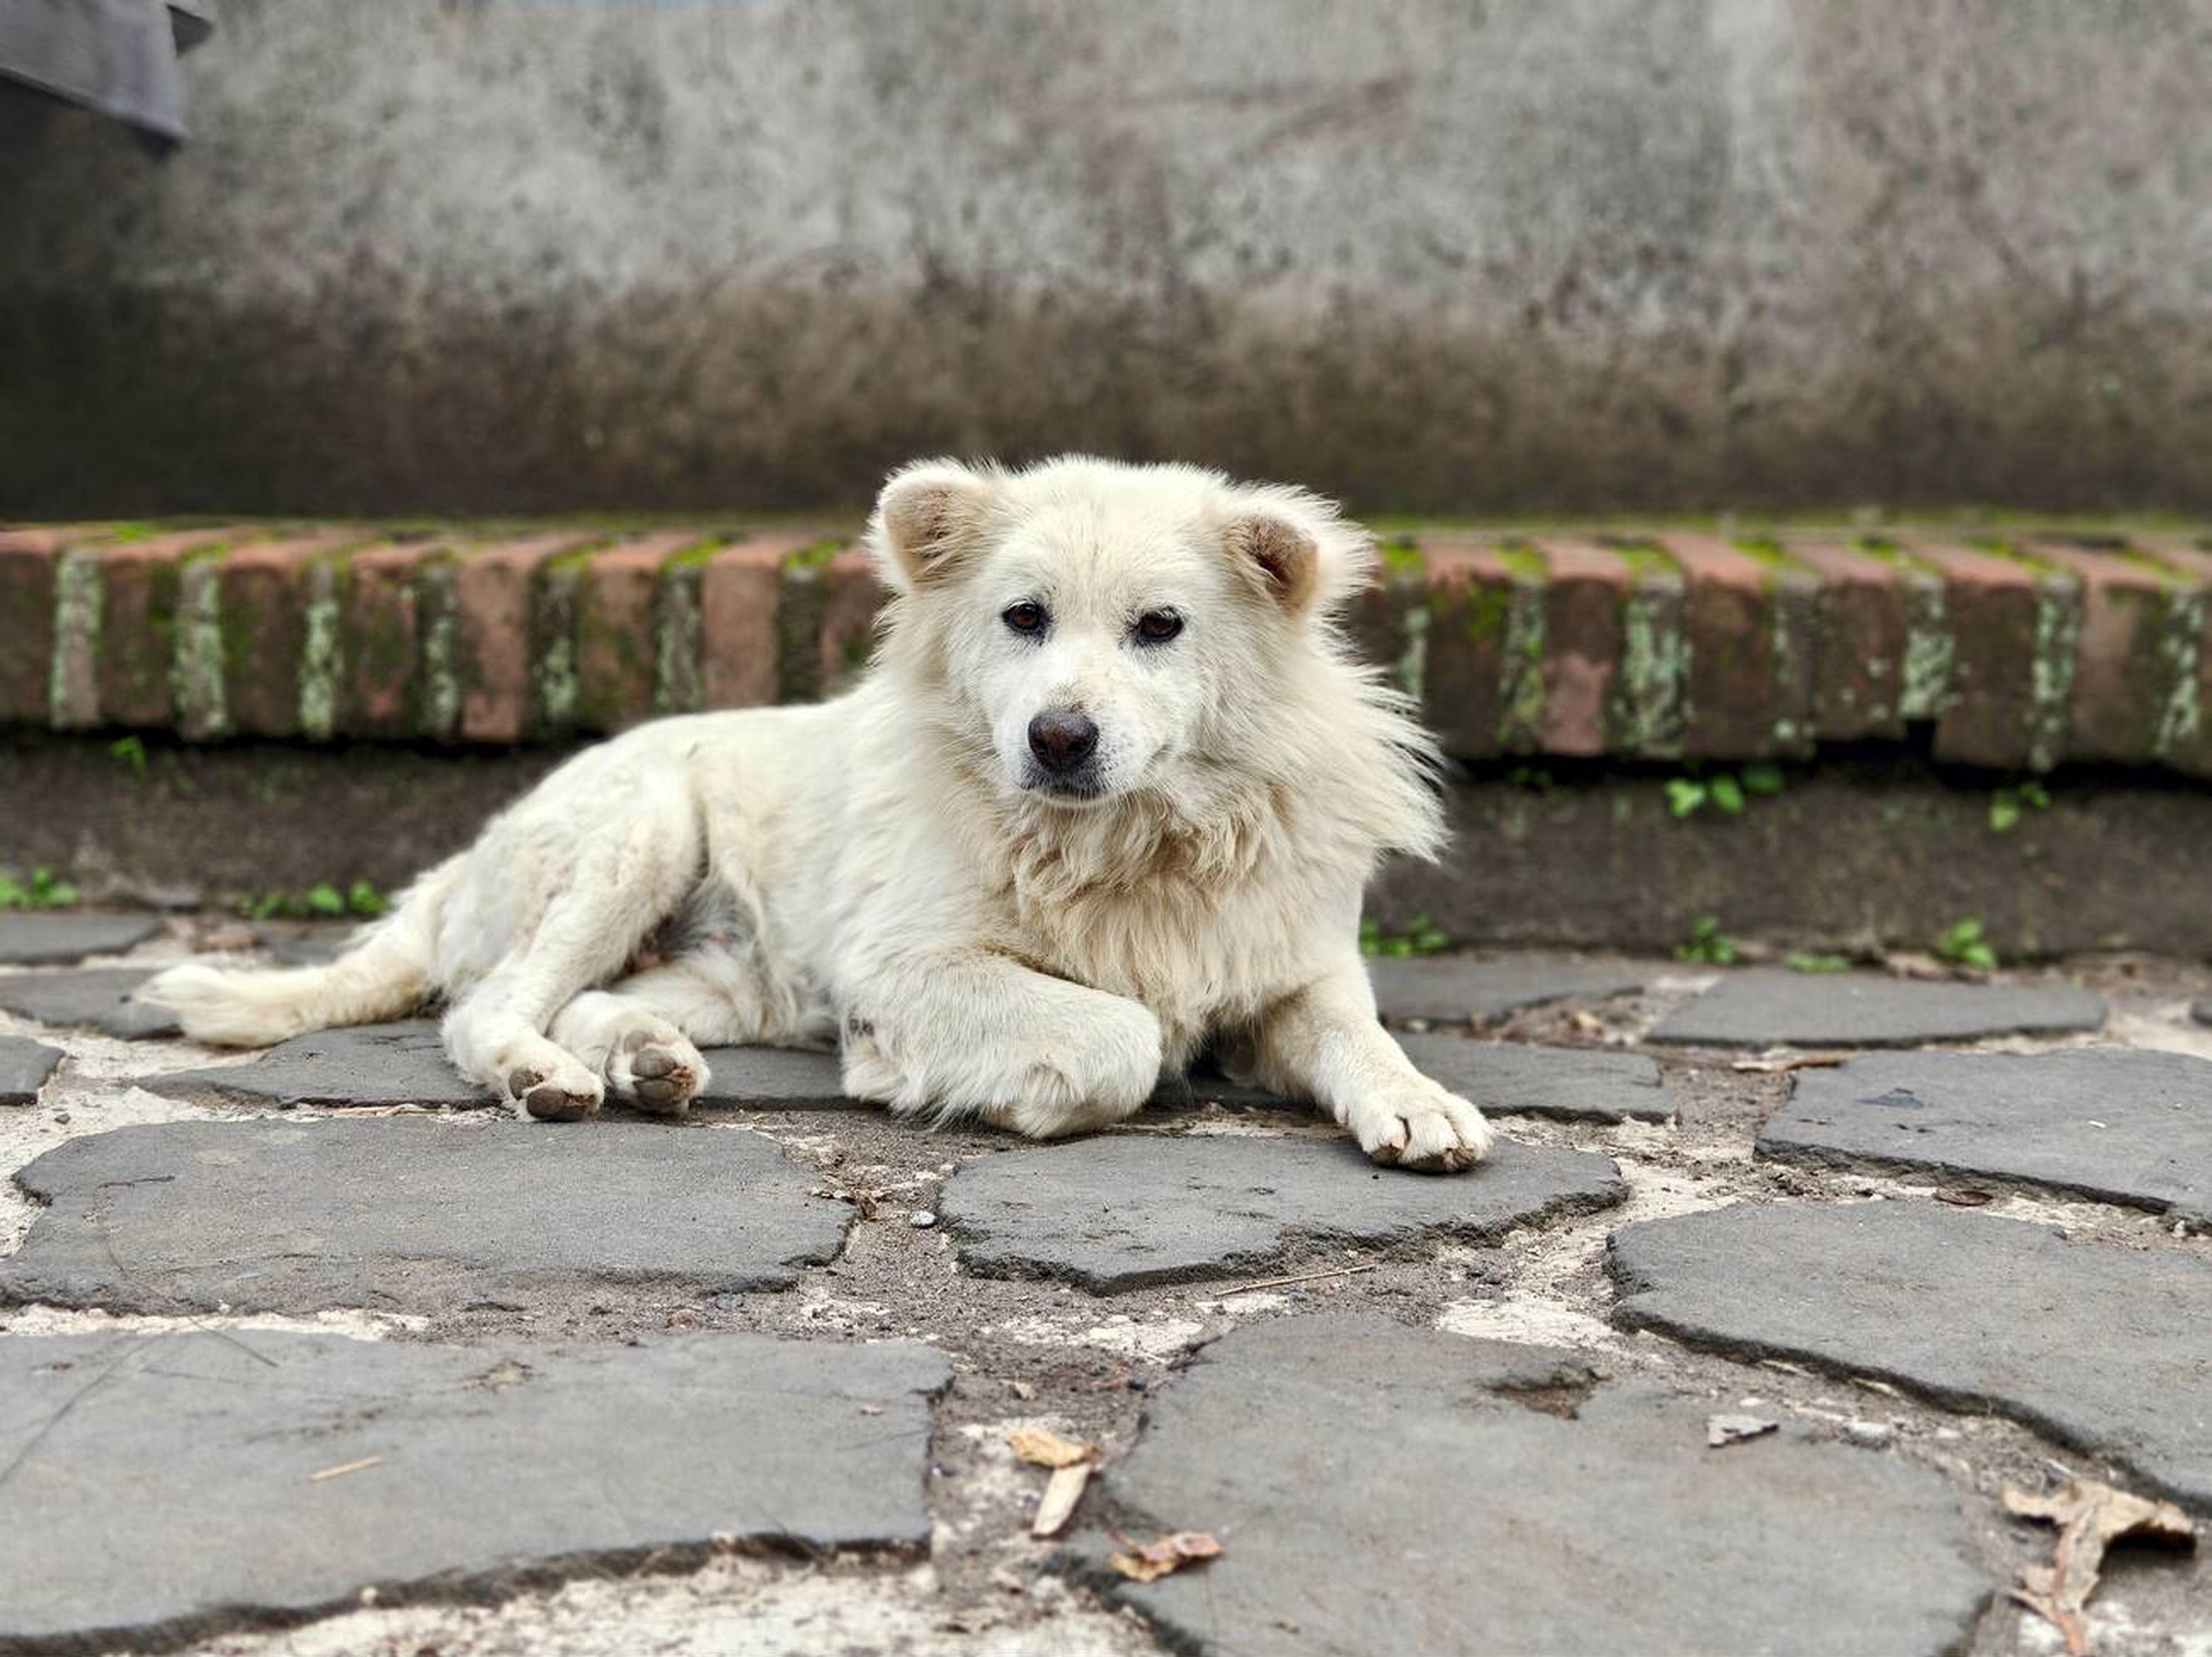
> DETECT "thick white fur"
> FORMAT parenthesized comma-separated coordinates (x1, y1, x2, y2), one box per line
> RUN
(143, 457, 1497, 1170)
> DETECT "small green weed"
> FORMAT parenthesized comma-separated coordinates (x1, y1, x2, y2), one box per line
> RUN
(1673, 915, 1739, 965)
(243, 880, 388, 923)
(1361, 915, 1451, 959)
(0, 868, 79, 910)
(1934, 918, 1998, 971)
(109, 735, 147, 779)
(1988, 779, 2051, 834)
(1666, 763, 1786, 819)
(1785, 951, 1852, 975)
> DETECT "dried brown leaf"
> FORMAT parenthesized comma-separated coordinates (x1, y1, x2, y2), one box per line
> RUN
(1031, 1462, 1092, 1538)
(2004, 1480, 2197, 1656)
(1882, 952, 1952, 982)
(1934, 1188, 1994, 1208)
(1007, 1427, 1096, 1470)
(1108, 1529, 1224, 1582)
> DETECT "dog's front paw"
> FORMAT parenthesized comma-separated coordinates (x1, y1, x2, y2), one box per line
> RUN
(1350, 1074, 1497, 1172)
(850, 994, 1163, 1138)
(982, 997, 1163, 1138)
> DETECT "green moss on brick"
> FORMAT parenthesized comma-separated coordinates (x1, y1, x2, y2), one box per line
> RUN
(1856, 543, 1954, 723)
(2154, 585, 2205, 758)
(2109, 545, 2201, 589)
(417, 558, 461, 739)
(1394, 603, 1429, 701)
(1461, 580, 1512, 645)
(1498, 544, 1546, 583)
(664, 537, 728, 571)
(47, 549, 103, 728)
(1610, 541, 1679, 581)
(528, 545, 602, 734)
(1497, 547, 1546, 751)
(654, 562, 708, 716)
(1609, 544, 1687, 758)
(1971, 543, 2084, 772)
(171, 549, 231, 739)
(297, 558, 345, 741)
(782, 538, 846, 572)
(1379, 535, 1426, 578)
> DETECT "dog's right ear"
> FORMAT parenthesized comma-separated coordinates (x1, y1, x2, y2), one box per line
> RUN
(869, 459, 1001, 591)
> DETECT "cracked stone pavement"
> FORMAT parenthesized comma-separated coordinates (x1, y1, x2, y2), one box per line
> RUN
(1, 912, 2208, 1656)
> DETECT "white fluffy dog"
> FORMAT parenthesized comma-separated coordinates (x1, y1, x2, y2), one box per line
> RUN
(145, 457, 1497, 1171)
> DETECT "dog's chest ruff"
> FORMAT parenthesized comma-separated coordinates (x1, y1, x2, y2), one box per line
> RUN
(1001, 859, 1337, 1061)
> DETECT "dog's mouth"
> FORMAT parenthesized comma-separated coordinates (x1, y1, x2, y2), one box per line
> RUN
(1021, 768, 1111, 805)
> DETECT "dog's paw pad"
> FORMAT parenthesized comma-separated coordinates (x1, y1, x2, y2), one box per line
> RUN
(523, 1082, 600, 1121)
(607, 1029, 705, 1115)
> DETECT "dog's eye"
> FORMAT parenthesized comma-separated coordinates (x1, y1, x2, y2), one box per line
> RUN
(1134, 610, 1183, 646)
(1002, 602, 1048, 635)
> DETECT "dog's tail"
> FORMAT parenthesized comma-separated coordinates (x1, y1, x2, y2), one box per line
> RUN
(142, 859, 459, 1048)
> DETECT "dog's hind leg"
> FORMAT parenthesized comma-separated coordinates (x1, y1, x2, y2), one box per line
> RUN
(548, 986, 711, 1116)
(548, 943, 827, 1116)
(442, 830, 693, 1122)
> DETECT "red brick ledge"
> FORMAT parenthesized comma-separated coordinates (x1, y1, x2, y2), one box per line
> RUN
(3, 523, 2209, 775)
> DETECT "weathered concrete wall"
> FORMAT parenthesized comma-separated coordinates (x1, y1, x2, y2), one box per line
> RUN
(4, 0, 2211, 517)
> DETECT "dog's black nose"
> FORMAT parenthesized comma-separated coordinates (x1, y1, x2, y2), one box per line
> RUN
(1027, 710, 1098, 773)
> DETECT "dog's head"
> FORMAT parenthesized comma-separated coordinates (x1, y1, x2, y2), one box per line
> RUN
(868, 456, 1376, 808)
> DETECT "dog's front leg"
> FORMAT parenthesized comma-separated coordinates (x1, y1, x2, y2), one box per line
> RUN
(841, 953, 1164, 1139)
(1246, 965, 1497, 1172)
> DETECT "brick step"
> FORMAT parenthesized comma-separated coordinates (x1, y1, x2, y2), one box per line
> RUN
(4, 521, 2209, 774)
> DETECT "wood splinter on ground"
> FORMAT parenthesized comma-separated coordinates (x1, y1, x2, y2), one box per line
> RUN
(1008, 1426, 1098, 1538)
(1730, 1051, 1850, 1073)
(1214, 1262, 1377, 1296)
(2004, 1478, 2198, 1657)
(306, 1455, 383, 1483)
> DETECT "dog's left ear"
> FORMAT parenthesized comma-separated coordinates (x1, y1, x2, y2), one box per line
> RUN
(1226, 515, 1320, 611)
(1222, 490, 1367, 617)
(869, 458, 1001, 591)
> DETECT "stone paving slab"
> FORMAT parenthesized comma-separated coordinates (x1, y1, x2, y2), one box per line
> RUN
(0, 1033, 64, 1105)
(1395, 1034, 1676, 1121)
(0, 911, 162, 964)
(938, 1134, 1624, 1292)
(1762, 1048, 2212, 1224)
(1610, 1201, 2212, 1509)
(0, 1118, 853, 1314)
(1073, 1315, 1989, 1657)
(1367, 953, 1646, 1024)
(0, 1328, 949, 1652)
(0, 965, 176, 1038)
(257, 922, 351, 965)
(693, 1043, 858, 1108)
(145, 1022, 487, 1107)
(1647, 969, 2106, 1047)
